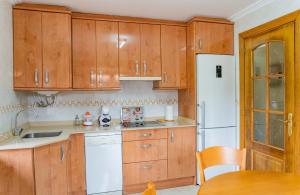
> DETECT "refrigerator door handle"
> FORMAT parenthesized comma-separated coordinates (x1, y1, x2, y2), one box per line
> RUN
(198, 130, 205, 150)
(200, 101, 205, 129)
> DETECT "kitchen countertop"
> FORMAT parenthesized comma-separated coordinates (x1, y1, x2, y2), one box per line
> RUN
(0, 117, 195, 150)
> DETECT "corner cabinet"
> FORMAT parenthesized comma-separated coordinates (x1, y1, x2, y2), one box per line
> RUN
(122, 127, 196, 194)
(0, 134, 86, 195)
(153, 25, 187, 89)
(13, 5, 72, 90)
(119, 22, 161, 79)
(72, 19, 120, 90)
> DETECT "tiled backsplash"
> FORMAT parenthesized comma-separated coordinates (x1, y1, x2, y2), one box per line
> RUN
(27, 81, 178, 122)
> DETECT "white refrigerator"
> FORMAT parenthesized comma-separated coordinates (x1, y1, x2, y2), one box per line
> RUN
(196, 54, 237, 184)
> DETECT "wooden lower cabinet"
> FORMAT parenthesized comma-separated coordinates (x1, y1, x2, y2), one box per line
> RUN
(0, 134, 86, 195)
(123, 139, 167, 163)
(34, 141, 69, 195)
(122, 127, 196, 194)
(67, 134, 86, 195)
(0, 149, 35, 195)
(124, 160, 167, 185)
(167, 127, 196, 179)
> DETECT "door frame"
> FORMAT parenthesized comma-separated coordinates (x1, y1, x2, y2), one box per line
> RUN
(239, 10, 300, 172)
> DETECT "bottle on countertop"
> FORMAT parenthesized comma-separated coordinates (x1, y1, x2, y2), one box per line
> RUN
(74, 114, 81, 126)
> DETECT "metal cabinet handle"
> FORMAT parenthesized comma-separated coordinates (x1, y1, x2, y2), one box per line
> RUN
(98, 71, 103, 86)
(135, 60, 139, 76)
(144, 60, 147, 76)
(60, 144, 65, 161)
(139, 133, 152, 137)
(163, 72, 167, 83)
(45, 70, 49, 84)
(170, 130, 174, 143)
(34, 69, 39, 86)
(90, 70, 96, 85)
(140, 144, 152, 149)
(141, 164, 152, 170)
(199, 39, 203, 50)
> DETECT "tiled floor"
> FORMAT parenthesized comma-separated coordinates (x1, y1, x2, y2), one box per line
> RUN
(131, 185, 199, 195)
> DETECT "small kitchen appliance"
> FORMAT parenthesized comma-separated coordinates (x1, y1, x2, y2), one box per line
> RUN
(99, 106, 111, 127)
(83, 112, 93, 126)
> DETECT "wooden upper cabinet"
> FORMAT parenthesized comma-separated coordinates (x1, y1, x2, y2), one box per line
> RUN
(42, 12, 71, 89)
(96, 21, 120, 89)
(34, 141, 69, 195)
(119, 22, 141, 77)
(140, 24, 161, 77)
(195, 22, 234, 55)
(154, 25, 186, 89)
(13, 5, 72, 90)
(167, 127, 196, 179)
(72, 19, 97, 89)
(13, 9, 42, 88)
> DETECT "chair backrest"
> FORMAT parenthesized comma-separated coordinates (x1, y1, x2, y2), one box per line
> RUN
(196, 146, 246, 184)
(142, 182, 156, 195)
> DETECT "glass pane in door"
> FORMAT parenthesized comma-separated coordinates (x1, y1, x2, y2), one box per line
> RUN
(254, 79, 266, 109)
(269, 78, 284, 111)
(253, 112, 266, 143)
(269, 41, 284, 75)
(253, 44, 266, 77)
(269, 114, 284, 149)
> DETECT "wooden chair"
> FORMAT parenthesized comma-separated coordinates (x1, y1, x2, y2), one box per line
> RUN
(142, 182, 156, 195)
(196, 146, 246, 185)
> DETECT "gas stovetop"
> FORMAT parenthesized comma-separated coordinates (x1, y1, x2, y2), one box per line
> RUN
(121, 121, 163, 128)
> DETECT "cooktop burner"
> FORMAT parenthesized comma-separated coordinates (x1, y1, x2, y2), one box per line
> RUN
(121, 121, 163, 128)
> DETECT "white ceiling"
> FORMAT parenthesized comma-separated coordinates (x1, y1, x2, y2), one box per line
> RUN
(18, 0, 262, 21)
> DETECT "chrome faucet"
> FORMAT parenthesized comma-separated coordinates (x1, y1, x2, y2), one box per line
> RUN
(13, 109, 27, 136)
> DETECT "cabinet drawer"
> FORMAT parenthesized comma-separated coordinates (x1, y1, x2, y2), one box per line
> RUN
(123, 129, 167, 141)
(123, 139, 167, 163)
(123, 160, 167, 185)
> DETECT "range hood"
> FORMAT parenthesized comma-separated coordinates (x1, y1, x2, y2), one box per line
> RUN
(119, 76, 162, 81)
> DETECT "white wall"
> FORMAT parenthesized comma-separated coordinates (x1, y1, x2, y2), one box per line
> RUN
(0, 0, 28, 134)
(234, 0, 300, 147)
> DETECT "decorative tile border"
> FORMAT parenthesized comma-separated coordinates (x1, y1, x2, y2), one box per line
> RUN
(0, 97, 178, 114)
(42, 97, 178, 108)
(0, 104, 27, 115)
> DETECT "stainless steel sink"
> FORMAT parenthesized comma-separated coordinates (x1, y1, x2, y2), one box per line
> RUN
(22, 131, 62, 139)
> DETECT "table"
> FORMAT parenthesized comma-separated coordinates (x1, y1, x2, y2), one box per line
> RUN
(198, 171, 300, 195)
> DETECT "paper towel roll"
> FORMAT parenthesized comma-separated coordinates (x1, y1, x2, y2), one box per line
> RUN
(165, 105, 174, 121)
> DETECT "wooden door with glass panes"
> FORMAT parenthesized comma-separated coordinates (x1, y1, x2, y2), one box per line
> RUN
(244, 22, 295, 172)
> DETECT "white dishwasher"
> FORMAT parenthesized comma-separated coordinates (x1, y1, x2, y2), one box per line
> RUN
(85, 132, 122, 195)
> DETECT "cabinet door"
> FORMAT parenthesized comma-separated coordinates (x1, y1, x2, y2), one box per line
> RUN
(13, 9, 42, 88)
(0, 149, 35, 195)
(140, 24, 161, 77)
(42, 12, 71, 89)
(167, 127, 196, 179)
(195, 22, 233, 55)
(119, 22, 140, 77)
(96, 21, 120, 89)
(72, 19, 97, 89)
(155, 25, 186, 88)
(67, 134, 86, 195)
(35, 141, 68, 195)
